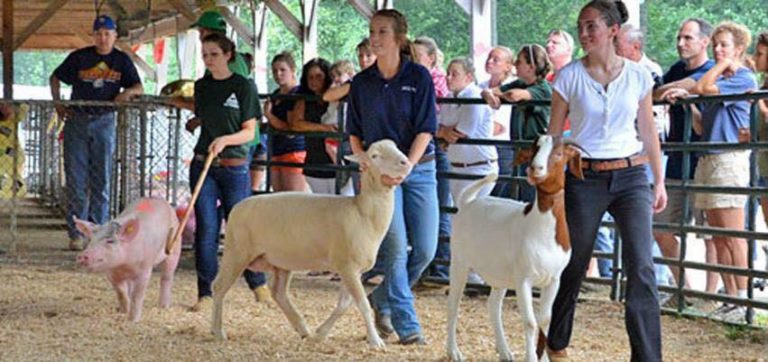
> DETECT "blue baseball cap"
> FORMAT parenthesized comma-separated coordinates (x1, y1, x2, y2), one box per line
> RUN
(93, 15, 117, 31)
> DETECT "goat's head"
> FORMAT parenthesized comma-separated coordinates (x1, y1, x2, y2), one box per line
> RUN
(515, 135, 584, 194)
(345, 139, 413, 186)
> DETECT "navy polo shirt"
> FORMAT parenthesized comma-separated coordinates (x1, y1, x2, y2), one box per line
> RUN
(347, 60, 437, 156)
(662, 59, 714, 180)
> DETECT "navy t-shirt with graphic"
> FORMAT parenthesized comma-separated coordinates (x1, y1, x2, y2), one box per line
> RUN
(54, 46, 141, 112)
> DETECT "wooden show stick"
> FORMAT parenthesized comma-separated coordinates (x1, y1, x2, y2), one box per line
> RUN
(166, 152, 215, 255)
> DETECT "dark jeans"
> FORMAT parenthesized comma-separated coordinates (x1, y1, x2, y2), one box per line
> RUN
(491, 144, 514, 198)
(548, 166, 661, 362)
(190, 160, 267, 298)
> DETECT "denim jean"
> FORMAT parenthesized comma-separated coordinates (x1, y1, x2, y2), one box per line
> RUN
(371, 160, 439, 338)
(64, 112, 116, 239)
(190, 160, 267, 298)
(548, 166, 661, 362)
(431, 148, 452, 279)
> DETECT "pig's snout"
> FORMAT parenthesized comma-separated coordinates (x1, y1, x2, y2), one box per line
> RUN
(76, 253, 90, 267)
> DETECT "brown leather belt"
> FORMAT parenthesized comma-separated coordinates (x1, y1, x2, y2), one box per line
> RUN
(581, 154, 649, 172)
(450, 159, 497, 168)
(418, 153, 435, 164)
(194, 154, 248, 167)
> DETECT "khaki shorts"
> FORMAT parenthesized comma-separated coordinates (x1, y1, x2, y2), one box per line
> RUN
(654, 179, 705, 231)
(693, 151, 749, 210)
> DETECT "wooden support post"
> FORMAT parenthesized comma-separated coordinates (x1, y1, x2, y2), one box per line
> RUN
(116, 42, 157, 82)
(469, 0, 492, 81)
(301, 0, 320, 62)
(252, 2, 269, 92)
(3, 0, 13, 99)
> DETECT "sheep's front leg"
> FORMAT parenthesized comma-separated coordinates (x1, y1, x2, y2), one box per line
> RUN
(488, 287, 513, 362)
(536, 279, 561, 361)
(271, 268, 311, 338)
(516, 279, 538, 362)
(339, 268, 385, 348)
(313, 287, 353, 341)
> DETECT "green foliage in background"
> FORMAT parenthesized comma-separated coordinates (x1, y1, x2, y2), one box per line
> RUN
(7, 0, 768, 94)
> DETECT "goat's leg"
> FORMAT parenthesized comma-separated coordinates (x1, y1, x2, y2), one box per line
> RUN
(536, 280, 560, 361)
(313, 286, 353, 342)
(210, 253, 250, 340)
(488, 287, 513, 362)
(446, 262, 469, 362)
(271, 268, 311, 338)
(516, 279, 538, 362)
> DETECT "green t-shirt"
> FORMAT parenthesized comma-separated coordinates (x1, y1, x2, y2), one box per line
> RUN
(500, 79, 552, 140)
(194, 73, 261, 159)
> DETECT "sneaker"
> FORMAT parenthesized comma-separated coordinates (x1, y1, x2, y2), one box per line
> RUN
(466, 271, 485, 285)
(252, 285, 272, 303)
(720, 306, 748, 324)
(68, 238, 84, 251)
(708, 303, 736, 319)
(367, 294, 393, 338)
(399, 332, 426, 345)
(190, 296, 213, 312)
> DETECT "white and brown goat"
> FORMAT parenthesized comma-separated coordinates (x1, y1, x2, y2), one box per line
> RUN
(446, 135, 584, 362)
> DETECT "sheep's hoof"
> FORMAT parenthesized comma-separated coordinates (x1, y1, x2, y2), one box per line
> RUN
(447, 348, 464, 362)
(499, 348, 514, 361)
(211, 329, 227, 340)
(367, 335, 385, 349)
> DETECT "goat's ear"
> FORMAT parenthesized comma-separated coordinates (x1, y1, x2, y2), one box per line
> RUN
(565, 146, 584, 179)
(514, 148, 534, 166)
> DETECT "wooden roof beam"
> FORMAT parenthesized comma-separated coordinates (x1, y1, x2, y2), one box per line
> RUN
(218, 6, 255, 46)
(166, 0, 197, 22)
(347, 0, 373, 20)
(13, 0, 70, 50)
(116, 41, 157, 82)
(264, 0, 302, 39)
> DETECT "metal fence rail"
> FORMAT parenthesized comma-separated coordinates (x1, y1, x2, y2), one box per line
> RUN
(1, 91, 767, 326)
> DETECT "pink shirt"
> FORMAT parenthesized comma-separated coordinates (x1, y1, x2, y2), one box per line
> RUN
(430, 67, 450, 113)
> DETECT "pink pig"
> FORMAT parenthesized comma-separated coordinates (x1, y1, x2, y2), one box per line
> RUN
(75, 198, 181, 322)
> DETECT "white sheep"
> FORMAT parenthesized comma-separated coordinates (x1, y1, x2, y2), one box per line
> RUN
(210, 139, 412, 348)
(446, 135, 584, 362)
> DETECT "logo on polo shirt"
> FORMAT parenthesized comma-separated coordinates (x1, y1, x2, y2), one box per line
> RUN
(223, 93, 240, 109)
(401, 85, 417, 93)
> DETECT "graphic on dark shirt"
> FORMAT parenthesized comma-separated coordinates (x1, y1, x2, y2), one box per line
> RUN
(77, 61, 123, 89)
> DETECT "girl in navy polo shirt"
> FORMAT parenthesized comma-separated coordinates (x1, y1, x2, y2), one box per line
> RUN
(347, 9, 438, 345)
(544, 1, 666, 360)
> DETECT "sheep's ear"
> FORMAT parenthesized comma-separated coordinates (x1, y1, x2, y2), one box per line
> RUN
(565, 146, 584, 179)
(345, 153, 371, 167)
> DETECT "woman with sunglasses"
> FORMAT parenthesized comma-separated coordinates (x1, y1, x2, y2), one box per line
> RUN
(482, 44, 553, 202)
(544, 1, 666, 360)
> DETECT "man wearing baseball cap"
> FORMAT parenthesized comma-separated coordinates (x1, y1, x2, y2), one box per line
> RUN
(49, 14, 143, 251)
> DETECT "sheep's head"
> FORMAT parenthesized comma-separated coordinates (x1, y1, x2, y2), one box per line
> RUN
(346, 139, 412, 186)
(516, 135, 584, 194)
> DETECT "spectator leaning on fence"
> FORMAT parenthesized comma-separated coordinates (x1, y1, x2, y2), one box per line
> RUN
(544, 1, 667, 360)
(688, 21, 757, 323)
(653, 18, 716, 296)
(477, 46, 517, 199)
(483, 44, 553, 203)
(263, 52, 307, 192)
(753, 32, 768, 230)
(288, 58, 353, 195)
(50, 15, 143, 251)
(347, 9, 439, 345)
(188, 33, 269, 311)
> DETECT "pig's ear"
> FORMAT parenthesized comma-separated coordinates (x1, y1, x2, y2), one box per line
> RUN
(73, 216, 97, 239)
(117, 218, 141, 243)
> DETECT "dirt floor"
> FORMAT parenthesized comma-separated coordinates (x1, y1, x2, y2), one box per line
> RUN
(1, 202, 767, 361)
